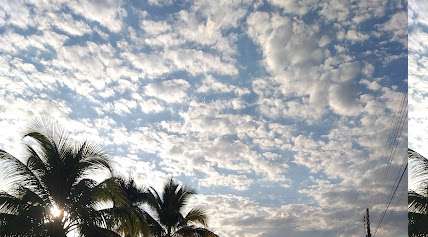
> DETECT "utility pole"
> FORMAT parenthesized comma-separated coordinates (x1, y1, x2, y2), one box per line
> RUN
(365, 208, 372, 237)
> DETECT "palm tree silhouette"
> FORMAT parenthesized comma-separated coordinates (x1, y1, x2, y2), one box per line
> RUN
(409, 149, 428, 237)
(0, 123, 130, 236)
(113, 177, 151, 237)
(144, 178, 218, 237)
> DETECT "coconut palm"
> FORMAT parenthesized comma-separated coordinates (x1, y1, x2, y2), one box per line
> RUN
(409, 149, 428, 237)
(0, 123, 131, 237)
(144, 178, 218, 237)
(112, 177, 151, 237)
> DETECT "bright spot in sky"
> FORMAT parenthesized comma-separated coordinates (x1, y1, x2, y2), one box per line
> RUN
(50, 205, 62, 218)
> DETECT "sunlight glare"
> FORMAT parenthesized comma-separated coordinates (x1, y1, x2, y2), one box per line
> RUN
(50, 205, 62, 218)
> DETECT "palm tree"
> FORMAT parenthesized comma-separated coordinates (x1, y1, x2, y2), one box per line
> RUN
(0, 123, 130, 237)
(409, 149, 428, 237)
(112, 177, 151, 237)
(144, 178, 218, 237)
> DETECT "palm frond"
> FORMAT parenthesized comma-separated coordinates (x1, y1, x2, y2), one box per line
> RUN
(0, 150, 48, 202)
(144, 210, 165, 237)
(2, 121, 221, 237)
(147, 187, 163, 213)
(174, 226, 219, 237)
(184, 208, 208, 226)
(92, 177, 128, 207)
(0, 191, 47, 237)
(0, 150, 39, 186)
(175, 185, 195, 211)
(79, 224, 122, 237)
(18, 186, 46, 207)
(0, 192, 25, 214)
(409, 211, 428, 237)
(409, 190, 428, 214)
(0, 212, 47, 237)
(25, 144, 47, 175)
(117, 177, 148, 204)
(409, 149, 428, 182)
(99, 205, 150, 237)
(23, 131, 60, 167)
(162, 179, 195, 212)
(75, 142, 111, 174)
(1, 121, 130, 237)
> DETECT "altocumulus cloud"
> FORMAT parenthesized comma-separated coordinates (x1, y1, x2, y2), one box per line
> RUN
(410, 0, 428, 157)
(0, 1, 407, 237)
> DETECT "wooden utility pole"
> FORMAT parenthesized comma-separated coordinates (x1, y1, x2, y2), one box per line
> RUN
(365, 208, 372, 237)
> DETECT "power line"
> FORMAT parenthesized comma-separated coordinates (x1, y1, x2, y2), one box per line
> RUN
(383, 95, 407, 179)
(382, 95, 407, 178)
(370, 93, 407, 235)
(377, 94, 406, 184)
(372, 163, 407, 237)
(375, 160, 408, 235)
(368, 94, 407, 224)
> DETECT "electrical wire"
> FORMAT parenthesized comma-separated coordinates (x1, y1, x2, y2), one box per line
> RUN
(372, 163, 408, 237)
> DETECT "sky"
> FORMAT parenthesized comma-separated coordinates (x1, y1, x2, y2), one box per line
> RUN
(409, 0, 428, 156)
(409, 0, 428, 195)
(0, 1, 407, 237)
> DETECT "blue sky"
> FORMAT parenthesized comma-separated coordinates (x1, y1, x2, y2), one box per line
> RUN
(0, 0, 407, 236)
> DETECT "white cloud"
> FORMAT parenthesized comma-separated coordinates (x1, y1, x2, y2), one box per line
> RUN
(246, 9, 394, 118)
(121, 47, 237, 77)
(144, 79, 190, 103)
(147, 0, 173, 6)
(409, 0, 428, 156)
(191, 193, 407, 237)
(163, 48, 238, 76)
(199, 173, 253, 191)
(112, 98, 138, 115)
(139, 98, 165, 114)
(173, 0, 250, 58)
(247, 12, 327, 72)
(0, 1, 33, 29)
(0, 1, 407, 237)
(319, 0, 387, 25)
(53, 13, 92, 36)
(328, 81, 362, 116)
(197, 75, 248, 95)
(141, 19, 171, 35)
(381, 11, 407, 46)
(67, 0, 125, 32)
(267, 0, 317, 16)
